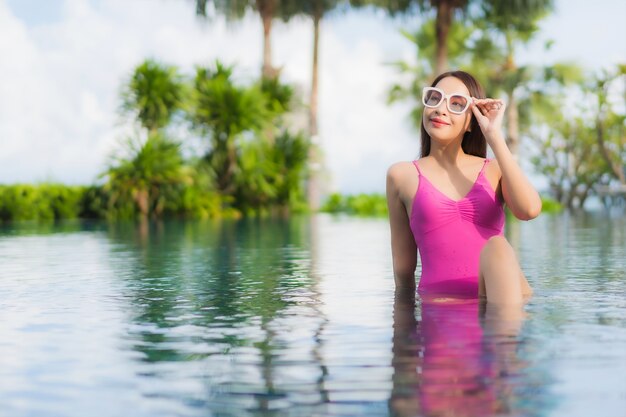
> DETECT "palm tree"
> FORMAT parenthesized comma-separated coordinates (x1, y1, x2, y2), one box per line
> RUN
(121, 59, 185, 134)
(115, 60, 187, 218)
(480, 0, 555, 156)
(387, 17, 489, 128)
(195, 1, 343, 208)
(387, 0, 569, 160)
(278, 0, 344, 209)
(350, 0, 472, 75)
(428, 0, 469, 74)
(105, 133, 187, 218)
(189, 62, 270, 194)
(277, 0, 344, 136)
(195, 0, 300, 79)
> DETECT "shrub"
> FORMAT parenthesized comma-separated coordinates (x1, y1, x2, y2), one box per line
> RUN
(0, 184, 84, 221)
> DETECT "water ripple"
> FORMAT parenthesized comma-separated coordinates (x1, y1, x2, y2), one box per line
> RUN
(0, 215, 624, 416)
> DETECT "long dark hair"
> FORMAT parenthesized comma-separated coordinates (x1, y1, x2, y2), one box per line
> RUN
(420, 70, 487, 158)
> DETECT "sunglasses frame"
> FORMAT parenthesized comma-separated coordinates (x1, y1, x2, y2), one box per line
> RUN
(422, 87, 472, 114)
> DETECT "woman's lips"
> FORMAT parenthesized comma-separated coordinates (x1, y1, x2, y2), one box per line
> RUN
(430, 118, 449, 127)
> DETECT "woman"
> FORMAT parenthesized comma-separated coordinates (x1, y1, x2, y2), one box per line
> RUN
(386, 70, 541, 304)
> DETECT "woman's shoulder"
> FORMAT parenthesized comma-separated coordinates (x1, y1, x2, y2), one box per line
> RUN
(483, 157, 502, 175)
(467, 155, 501, 174)
(466, 154, 487, 165)
(481, 157, 502, 192)
(387, 161, 420, 201)
(387, 160, 417, 178)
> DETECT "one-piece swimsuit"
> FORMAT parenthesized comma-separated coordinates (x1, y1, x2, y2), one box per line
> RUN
(409, 158, 505, 298)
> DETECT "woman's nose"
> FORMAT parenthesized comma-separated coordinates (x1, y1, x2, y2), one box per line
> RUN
(435, 99, 448, 113)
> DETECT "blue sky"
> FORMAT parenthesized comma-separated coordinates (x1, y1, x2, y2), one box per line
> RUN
(0, 0, 624, 194)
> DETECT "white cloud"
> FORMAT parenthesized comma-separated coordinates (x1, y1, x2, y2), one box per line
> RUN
(0, 0, 624, 192)
(273, 12, 419, 193)
(0, 0, 260, 184)
(0, 0, 419, 193)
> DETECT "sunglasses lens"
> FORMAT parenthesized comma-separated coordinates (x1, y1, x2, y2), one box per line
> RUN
(449, 95, 469, 113)
(423, 89, 443, 107)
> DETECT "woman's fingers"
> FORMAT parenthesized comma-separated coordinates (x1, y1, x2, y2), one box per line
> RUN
(472, 98, 505, 114)
(470, 102, 485, 119)
(473, 98, 504, 106)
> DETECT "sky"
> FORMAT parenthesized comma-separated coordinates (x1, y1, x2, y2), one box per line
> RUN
(1, 0, 625, 194)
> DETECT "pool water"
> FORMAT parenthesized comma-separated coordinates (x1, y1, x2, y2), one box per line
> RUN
(0, 213, 624, 416)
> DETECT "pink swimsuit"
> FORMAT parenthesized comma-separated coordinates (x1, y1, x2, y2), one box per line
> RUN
(410, 159, 504, 297)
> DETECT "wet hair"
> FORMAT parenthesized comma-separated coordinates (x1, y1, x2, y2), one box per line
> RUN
(420, 70, 487, 158)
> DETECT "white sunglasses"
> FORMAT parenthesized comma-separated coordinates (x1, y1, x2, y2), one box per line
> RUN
(422, 87, 472, 114)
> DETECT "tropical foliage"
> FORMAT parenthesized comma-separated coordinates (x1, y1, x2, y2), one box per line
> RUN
(385, 0, 564, 157)
(529, 65, 626, 209)
(121, 59, 185, 134)
(103, 133, 188, 218)
(235, 130, 311, 213)
(321, 193, 388, 216)
(189, 63, 270, 194)
(0, 184, 85, 221)
(101, 59, 310, 219)
(193, 1, 344, 210)
(2, 3, 623, 221)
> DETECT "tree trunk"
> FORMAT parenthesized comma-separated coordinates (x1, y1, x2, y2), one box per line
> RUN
(565, 188, 575, 210)
(307, 5, 323, 211)
(257, 0, 277, 79)
(506, 93, 520, 158)
(134, 188, 149, 217)
(306, 146, 322, 213)
(550, 181, 562, 206)
(596, 117, 626, 184)
(211, 137, 237, 195)
(434, 1, 452, 74)
(225, 140, 237, 195)
(578, 183, 594, 209)
(310, 10, 321, 137)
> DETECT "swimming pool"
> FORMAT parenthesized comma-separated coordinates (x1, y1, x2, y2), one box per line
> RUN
(0, 212, 624, 416)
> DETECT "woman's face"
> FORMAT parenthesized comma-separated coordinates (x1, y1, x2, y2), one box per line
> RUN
(422, 76, 473, 145)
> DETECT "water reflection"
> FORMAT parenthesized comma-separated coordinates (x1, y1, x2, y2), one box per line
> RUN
(104, 217, 328, 415)
(1, 213, 624, 416)
(390, 289, 529, 417)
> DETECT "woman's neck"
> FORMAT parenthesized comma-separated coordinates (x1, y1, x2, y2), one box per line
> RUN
(428, 141, 468, 167)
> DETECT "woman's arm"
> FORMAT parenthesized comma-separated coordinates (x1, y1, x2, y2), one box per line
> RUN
(471, 99, 542, 220)
(386, 163, 418, 289)
(490, 135, 542, 220)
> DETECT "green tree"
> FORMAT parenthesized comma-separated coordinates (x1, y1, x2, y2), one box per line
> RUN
(386, 1, 579, 161)
(590, 65, 626, 185)
(189, 62, 270, 194)
(113, 59, 190, 218)
(196, 1, 342, 208)
(104, 133, 187, 218)
(530, 117, 607, 209)
(387, 17, 480, 128)
(272, 130, 311, 211)
(235, 130, 310, 214)
(529, 65, 626, 209)
(121, 59, 185, 134)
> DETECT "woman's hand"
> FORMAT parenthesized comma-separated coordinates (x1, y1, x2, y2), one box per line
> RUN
(470, 98, 506, 144)
(470, 98, 543, 220)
